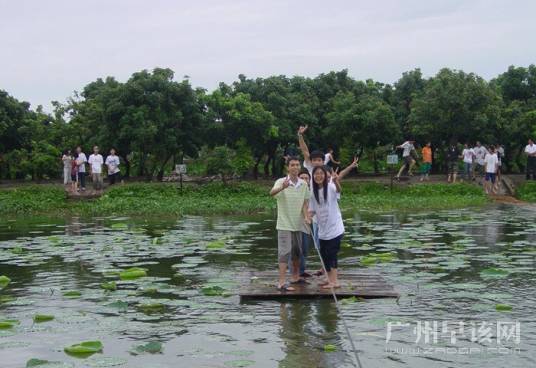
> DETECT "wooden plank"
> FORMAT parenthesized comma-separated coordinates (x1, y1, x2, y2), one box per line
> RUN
(239, 271, 399, 301)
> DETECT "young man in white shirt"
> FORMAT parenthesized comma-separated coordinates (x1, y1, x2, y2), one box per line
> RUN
(324, 148, 340, 168)
(484, 146, 499, 194)
(473, 141, 488, 178)
(105, 148, 121, 185)
(461, 143, 475, 181)
(395, 140, 416, 179)
(525, 139, 536, 180)
(88, 146, 104, 192)
(75, 146, 88, 191)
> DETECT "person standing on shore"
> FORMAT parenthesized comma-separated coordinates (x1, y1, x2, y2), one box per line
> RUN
(61, 150, 73, 185)
(324, 148, 340, 169)
(395, 139, 416, 179)
(419, 142, 432, 181)
(75, 146, 87, 192)
(446, 141, 460, 183)
(88, 146, 104, 192)
(461, 143, 475, 182)
(473, 141, 488, 179)
(484, 145, 499, 194)
(525, 139, 536, 180)
(70, 152, 78, 192)
(270, 156, 310, 291)
(105, 148, 121, 185)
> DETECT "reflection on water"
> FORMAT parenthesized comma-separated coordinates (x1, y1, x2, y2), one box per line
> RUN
(0, 204, 535, 367)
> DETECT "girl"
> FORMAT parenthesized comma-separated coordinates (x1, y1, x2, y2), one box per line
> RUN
(71, 152, 79, 192)
(308, 166, 345, 289)
(62, 150, 73, 185)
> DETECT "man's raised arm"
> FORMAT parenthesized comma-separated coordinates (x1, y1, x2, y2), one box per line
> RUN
(297, 125, 310, 163)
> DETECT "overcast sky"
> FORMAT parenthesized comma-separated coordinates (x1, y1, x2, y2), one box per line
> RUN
(1, 0, 535, 111)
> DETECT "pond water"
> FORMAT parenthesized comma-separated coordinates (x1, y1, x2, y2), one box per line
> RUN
(0, 204, 535, 368)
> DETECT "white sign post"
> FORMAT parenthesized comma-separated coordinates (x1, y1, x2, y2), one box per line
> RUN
(175, 164, 187, 190)
(387, 154, 399, 192)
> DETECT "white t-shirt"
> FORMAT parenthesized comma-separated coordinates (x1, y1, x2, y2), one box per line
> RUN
(525, 144, 536, 155)
(308, 183, 344, 240)
(303, 160, 313, 175)
(324, 153, 332, 165)
(474, 146, 488, 165)
(105, 155, 120, 174)
(88, 154, 104, 174)
(401, 141, 414, 157)
(484, 153, 498, 173)
(462, 148, 474, 164)
(76, 153, 87, 173)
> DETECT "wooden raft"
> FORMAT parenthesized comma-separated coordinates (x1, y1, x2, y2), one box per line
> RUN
(239, 271, 399, 301)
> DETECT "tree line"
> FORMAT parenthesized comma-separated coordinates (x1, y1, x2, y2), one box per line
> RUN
(1, 65, 535, 181)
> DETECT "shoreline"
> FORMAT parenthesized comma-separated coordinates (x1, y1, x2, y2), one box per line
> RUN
(0, 181, 494, 217)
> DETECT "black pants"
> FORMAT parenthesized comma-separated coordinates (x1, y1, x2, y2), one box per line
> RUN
(527, 157, 536, 180)
(319, 234, 343, 272)
(108, 172, 120, 185)
(79, 172, 86, 188)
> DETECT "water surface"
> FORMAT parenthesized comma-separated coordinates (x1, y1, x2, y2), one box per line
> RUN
(0, 204, 535, 367)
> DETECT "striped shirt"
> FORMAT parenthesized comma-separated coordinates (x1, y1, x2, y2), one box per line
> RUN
(272, 176, 310, 231)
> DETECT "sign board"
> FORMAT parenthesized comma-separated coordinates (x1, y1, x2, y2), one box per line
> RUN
(175, 164, 187, 174)
(386, 154, 399, 165)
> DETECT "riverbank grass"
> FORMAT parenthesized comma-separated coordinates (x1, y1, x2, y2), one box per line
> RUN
(0, 181, 489, 216)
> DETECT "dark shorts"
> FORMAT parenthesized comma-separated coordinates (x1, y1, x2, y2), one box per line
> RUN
(319, 234, 343, 272)
(485, 172, 496, 183)
(447, 161, 458, 174)
(71, 174, 77, 181)
(403, 156, 413, 165)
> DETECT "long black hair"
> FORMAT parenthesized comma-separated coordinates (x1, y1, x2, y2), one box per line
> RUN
(312, 166, 328, 205)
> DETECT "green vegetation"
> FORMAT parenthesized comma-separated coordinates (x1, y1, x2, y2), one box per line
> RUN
(1, 65, 536, 181)
(516, 182, 536, 202)
(0, 181, 488, 217)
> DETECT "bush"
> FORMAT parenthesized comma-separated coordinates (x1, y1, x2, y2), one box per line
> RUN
(517, 182, 536, 202)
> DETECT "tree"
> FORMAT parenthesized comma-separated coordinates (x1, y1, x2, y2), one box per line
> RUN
(326, 92, 400, 172)
(409, 69, 502, 146)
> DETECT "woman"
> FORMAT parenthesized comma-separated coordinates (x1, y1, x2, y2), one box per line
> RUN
(307, 166, 345, 289)
(61, 150, 73, 185)
(70, 152, 79, 192)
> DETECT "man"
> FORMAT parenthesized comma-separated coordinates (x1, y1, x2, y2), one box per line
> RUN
(105, 148, 121, 185)
(484, 145, 499, 194)
(446, 141, 460, 183)
(461, 143, 475, 181)
(88, 146, 104, 192)
(419, 142, 432, 181)
(525, 139, 536, 180)
(324, 148, 340, 168)
(473, 141, 488, 179)
(270, 157, 310, 291)
(297, 125, 356, 179)
(395, 139, 416, 179)
(75, 146, 88, 191)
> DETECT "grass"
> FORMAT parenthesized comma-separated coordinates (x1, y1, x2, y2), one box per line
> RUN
(0, 181, 489, 217)
(516, 181, 536, 202)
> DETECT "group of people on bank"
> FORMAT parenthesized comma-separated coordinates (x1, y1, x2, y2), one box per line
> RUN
(394, 138, 536, 194)
(61, 146, 121, 192)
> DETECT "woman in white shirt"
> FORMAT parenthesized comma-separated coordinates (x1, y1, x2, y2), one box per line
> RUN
(61, 150, 73, 185)
(307, 166, 344, 289)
